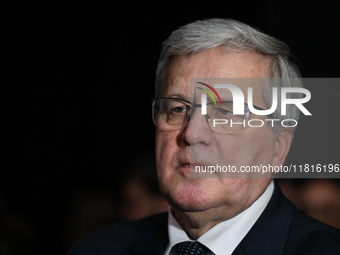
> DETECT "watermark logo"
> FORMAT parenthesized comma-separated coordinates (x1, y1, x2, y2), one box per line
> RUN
(197, 82, 311, 116)
(196, 82, 223, 107)
(195, 81, 311, 129)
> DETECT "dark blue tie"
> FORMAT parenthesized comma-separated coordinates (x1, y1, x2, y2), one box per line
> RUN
(175, 241, 210, 255)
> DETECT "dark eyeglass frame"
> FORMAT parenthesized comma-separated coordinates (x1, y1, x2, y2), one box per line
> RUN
(151, 97, 269, 134)
(151, 97, 266, 114)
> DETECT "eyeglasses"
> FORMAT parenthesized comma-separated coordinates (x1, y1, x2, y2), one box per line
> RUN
(151, 97, 266, 135)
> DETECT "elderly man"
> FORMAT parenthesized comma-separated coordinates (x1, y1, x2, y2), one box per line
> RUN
(68, 18, 340, 255)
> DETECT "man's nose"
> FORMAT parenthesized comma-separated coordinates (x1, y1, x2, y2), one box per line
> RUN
(181, 110, 213, 145)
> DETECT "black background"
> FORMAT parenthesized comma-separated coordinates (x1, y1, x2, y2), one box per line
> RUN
(3, 1, 339, 254)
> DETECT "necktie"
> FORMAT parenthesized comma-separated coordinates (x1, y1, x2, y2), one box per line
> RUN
(175, 241, 210, 255)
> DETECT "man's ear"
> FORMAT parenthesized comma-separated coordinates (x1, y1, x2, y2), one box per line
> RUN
(273, 128, 292, 167)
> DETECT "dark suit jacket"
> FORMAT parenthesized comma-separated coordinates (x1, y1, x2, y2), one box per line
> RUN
(68, 182, 340, 254)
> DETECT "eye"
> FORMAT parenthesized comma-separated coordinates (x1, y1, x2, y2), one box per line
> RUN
(216, 107, 233, 116)
(171, 106, 187, 114)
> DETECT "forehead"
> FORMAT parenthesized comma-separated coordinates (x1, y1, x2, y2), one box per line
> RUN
(165, 47, 272, 104)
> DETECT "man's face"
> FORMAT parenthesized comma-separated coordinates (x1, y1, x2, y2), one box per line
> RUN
(155, 47, 286, 220)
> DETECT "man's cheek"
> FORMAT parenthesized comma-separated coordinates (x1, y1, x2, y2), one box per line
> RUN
(156, 131, 178, 170)
(246, 131, 276, 165)
(216, 138, 245, 166)
(157, 131, 177, 152)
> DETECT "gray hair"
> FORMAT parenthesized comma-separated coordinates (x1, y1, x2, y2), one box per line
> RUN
(155, 18, 303, 138)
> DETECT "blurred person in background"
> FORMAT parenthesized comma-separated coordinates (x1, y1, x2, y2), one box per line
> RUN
(118, 152, 169, 221)
(299, 179, 340, 229)
(64, 189, 118, 250)
(279, 179, 340, 229)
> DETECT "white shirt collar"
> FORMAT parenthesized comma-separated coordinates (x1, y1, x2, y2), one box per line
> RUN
(164, 180, 274, 255)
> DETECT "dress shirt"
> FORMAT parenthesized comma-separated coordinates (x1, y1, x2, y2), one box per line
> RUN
(164, 180, 274, 255)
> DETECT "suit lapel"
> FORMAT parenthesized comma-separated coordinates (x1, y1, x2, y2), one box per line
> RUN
(127, 214, 169, 255)
(233, 181, 294, 255)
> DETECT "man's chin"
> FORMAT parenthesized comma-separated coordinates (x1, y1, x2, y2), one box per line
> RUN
(168, 190, 214, 212)
(170, 204, 213, 218)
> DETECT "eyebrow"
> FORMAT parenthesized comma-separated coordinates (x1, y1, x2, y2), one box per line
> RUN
(165, 93, 189, 101)
(205, 96, 233, 104)
(165, 93, 233, 104)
